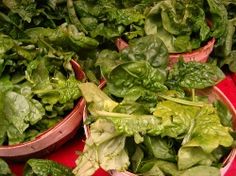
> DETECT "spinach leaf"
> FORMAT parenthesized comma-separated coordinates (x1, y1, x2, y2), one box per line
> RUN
(0, 158, 12, 176)
(214, 100, 233, 127)
(73, 0, 149, 41)
(143, 136, 176, 161)
(0, 86, 45, 145)
(131, 146, 144, 173)
(139, 160, 178, 176)
(218, 18, 236, 72)
(107, 61, 167, 101)
(95, 49, 124, 78)
(166, 61, 225, 89)
(24, 159, 73, 176)
(154, 101, 233, 153)
(178, 147, 215, 170)
(121, 34, 168, 69)
(25, 24, 99, 51)
(3, 0, 38, 23)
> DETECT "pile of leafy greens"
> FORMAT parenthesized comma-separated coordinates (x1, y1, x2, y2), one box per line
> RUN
(144, 0, 228, 53)
(73, 0, 158, 42)
(216, 0, 236, 72)
(0, 1, 99, 145)
(1, 1, 236, 175)
(0, 32, 83, 145)
(73, 35, 233, 176)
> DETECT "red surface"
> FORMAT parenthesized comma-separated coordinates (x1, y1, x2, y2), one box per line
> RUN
(8, 74, 236, 176)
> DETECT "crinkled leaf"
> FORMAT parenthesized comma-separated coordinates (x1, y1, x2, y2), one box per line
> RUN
(145, 0, 227, 53)
(73, 119, 129, 176)
(166, 61, 225, 89)
(154, 101, 233, 153)
(24, 159, 73, 176)
(79, 82, 118, 112)
(107, 61, 167, 101)
(121, 34, 169, 69)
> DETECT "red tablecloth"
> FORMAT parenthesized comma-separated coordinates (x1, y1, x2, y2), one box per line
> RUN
(9, 74, 236, 176)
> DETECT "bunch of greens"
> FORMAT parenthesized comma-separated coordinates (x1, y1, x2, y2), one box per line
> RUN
(73, 35, 229, 176)
(73, 0, 159, 42)
(144, 0, 228, 53)
(216, 0, 236, 72)
(0, 32, 84, 145)
(0, 0, 100, 145)
(73, 81, 233, 176)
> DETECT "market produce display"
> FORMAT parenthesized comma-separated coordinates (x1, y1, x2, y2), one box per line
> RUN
(0, 0, 236, 176)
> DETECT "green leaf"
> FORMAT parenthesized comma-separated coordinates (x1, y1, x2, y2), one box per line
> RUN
(178, 147, 214, 170)
(153, 100, 233, 152)
(3, 0, 38, 23)
(73, 119, 129, 176)
(214, 100, 233, 127)
(24, 159, 73, 176)
(141, 160, 180, 176)
(180, 165, 220, 176)
(121, 34, 169, 69)
(4, 91, 44, 134)
(79, 82, 118, 112)
(107, 61, 167, 101)
(0, 158, 12, 176)
(166, 61, 225, 89)
(0, 33, 15, 55)
(183, 105, 233, 153)
(26, 24, 99, 51)
(131, 146, 144, 173)
(95, 49, 124, 78)
(144, 0, 226, 53)
(144, 136, 176, 161)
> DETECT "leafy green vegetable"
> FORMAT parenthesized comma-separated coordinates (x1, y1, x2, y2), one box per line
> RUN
(24, 159, 73, 176)
(214, 100, 233, 127)
(73, 0, 153, 41)
(120, 34, 169, 69)
(76, 77, 234, 176)
(145, 0, 227, 53)
(180, 165, 220, 176)
(25, 23, 99, 51)
(107, 61, 167, 101)
(154, 101, 233, 153)
(166, 61, 225, 89)
(0, 158, 12, 176)
(0, 32, 83, 145)
(73, 119, 129, 176)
